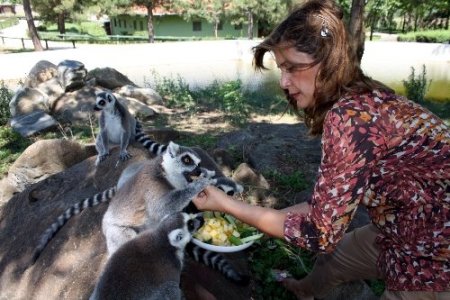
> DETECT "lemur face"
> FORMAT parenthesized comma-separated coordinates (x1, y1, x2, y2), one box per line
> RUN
(94, 92, 115, 111)
(166, 212, 204, 249)
(162, 142, 203, 189)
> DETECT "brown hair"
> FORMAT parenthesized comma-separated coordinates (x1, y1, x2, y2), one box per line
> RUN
(253, 0, 392, 135)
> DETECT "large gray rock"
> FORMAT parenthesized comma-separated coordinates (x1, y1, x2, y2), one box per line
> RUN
(24, 60, 58, 88)
(36, 77, 65, 109)
(52, 85, 101, 123)
(57, 60, 87, 92)
(10, 110, 57, 137)
(0, 139, 96, 203)
(86, 67, 138, 90)
(9, 87, 49, 117)
(115, 85, 163, 105)
(119, 95, 157, 119)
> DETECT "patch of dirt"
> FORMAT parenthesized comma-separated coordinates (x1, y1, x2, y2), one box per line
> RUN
(143, 104, 300, 136)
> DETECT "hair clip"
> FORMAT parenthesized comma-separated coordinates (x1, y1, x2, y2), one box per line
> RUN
(315, 14, 330, 37)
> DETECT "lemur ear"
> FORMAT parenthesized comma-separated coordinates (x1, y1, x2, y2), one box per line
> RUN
(106, 93, 115, 102)
(167, 141, 180, 156)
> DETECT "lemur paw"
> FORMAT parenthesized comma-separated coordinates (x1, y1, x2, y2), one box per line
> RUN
(200, 167, 216, 179)
(95, 153, 110, 166)
(119, 152, 132, 161)
(195, 177, 217, 189)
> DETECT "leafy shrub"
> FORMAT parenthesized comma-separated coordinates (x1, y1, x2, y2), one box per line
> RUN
(151, 73, 196, 110)
(0, 81, 12, 126)
(0, 17, 18, 30)
(0, 126, 32, 175)
(191, 79, 251, 125)
(397, 30, 450, 43)
(402, 65, 431, 103)
(266, 170, 309, 193)
(250, 238, 314, 299)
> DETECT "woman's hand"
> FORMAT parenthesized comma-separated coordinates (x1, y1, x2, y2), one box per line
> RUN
(194, 185, 287, 239)
(193, 185, 231, 213)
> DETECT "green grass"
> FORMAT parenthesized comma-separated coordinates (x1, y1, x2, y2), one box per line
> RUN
(0, 126, 32, 176)
(0, 16, 18, 30)
(0, 81, 12, 126)
(177, 134, 219, 150)
(250, 237, 314, 300)
(397, 29, 450, 43)
(38, 21, 106, 37)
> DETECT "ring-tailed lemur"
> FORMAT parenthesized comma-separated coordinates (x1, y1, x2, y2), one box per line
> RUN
(90, 212, 203, 300)
(93, 91, 166, 167)
(101, 141, 216, 253)
(31, 142, 248, 284)
(93, 91, 136, 167)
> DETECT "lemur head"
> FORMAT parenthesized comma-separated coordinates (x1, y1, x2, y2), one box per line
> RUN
(161, 142, 203, 189)
(94, 91, 116, 111)
(162, 212, 204, 250)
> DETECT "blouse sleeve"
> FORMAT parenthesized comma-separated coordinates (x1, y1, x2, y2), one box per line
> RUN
(284, 100, 387, 253)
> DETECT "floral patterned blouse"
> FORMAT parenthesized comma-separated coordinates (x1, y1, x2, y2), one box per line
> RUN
(284, 90, 450, 291)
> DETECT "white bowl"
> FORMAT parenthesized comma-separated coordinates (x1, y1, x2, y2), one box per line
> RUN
(191, 238, 255, 253)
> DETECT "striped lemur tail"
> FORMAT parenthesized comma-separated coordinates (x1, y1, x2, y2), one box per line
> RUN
(135, 121, 167, 155)
(185, 243, 250, 285)
(30, 187, 117, 265)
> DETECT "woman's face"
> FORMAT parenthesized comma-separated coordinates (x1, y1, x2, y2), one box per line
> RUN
(273, 47, 320, 110)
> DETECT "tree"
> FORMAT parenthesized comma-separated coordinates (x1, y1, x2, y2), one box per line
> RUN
(23, 0, 44, 51)
(30, 0, 97, 35)
(100, 0, 166, 42)
(227, 0, 289, 39)
(132, 0, 159, 43)
(348, 0, 365, 62)
(171, 0, 229, 38)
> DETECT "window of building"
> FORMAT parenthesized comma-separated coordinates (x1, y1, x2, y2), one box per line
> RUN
(114, 18, 117, 27)
(193, 21, 202, 31)
(234, 23, 243, 30)
(119, 19, 122, 27)
(218, 20, 223, 31)
(124, 20, 127, 28)
(133, 20, 137, 30)
(140, 20, 144, 31)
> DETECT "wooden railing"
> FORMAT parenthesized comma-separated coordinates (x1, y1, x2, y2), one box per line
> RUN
(0, 33, 207, 50)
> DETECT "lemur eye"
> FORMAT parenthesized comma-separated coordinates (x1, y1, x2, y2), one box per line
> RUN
(176, 233, 184, 241)
(182, 155, 192, 165)
(98, 100, 105, 106)
(187, 220, 195, 231)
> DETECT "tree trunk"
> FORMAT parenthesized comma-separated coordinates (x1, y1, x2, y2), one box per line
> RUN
(146, 3, 154, 43)
(58, 12, 66, 35)
(247, 10, 253, 40)
(214, 20, 218, 38)
(22, 0, 43, 51)
(348, 0, 365, 63)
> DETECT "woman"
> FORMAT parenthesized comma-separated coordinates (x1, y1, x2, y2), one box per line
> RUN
(193, 0, 450, 299)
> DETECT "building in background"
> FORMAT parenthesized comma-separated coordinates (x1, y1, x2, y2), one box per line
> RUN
(108, 6, 257, 39)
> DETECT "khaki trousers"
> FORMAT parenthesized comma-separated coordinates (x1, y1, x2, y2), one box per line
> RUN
(296, 224, 450, 300)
